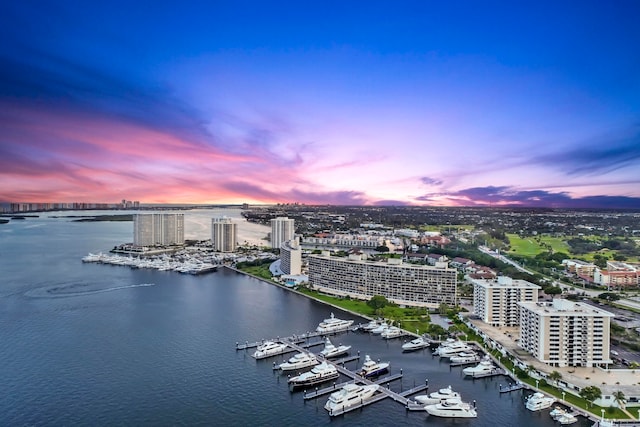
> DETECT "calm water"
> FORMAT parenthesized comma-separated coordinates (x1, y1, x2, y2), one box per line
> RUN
(0, 214, 593, 426)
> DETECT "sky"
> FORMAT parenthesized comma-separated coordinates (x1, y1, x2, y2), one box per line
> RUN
(1, 1, 640, 208)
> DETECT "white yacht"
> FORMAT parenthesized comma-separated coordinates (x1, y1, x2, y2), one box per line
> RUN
(316, 313, 354, 333)
(324, 383, 379, 413)
(361, 319, 382, 332)
(381, 326, 404, 339)
(462, 357, 497, 377)
(437, 341, 473, 357)
(525, 392, 556, 411)
(320, 338, 351, 359)
(252, 341, 288, 359)
(288, 361, 339, 388)
(277, 352, 319, 371)
(425, 398, 477, 418)
(558, 412, 578, 425)
(450, 351, 479, 364)
(594, 416, 615, 427)
(414, 385, 461, 405)
(550, 406, 568, 420)
(402, 336, 430, 352)
(370, 322, 389, 334)
(358, 355, 389, 378)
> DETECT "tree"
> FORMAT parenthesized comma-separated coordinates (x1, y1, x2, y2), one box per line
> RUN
(367, 295, 389, 314)
(580, 386, 602, 408)
(612, 391, 626, 409)
(548, 370, 562, 386)
(544, 286, 563, 295)
(375, 245, 390, 252)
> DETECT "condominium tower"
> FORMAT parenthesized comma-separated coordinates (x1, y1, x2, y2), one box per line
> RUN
(280, 237, 302, 275)
(133, 213, 185, 246)
(308, 252, 456, 308)
(518, 299, 614, 368)
(270, 217, 294, 249)
(211, 217, 237, 252)
(472, 276, 540, 327)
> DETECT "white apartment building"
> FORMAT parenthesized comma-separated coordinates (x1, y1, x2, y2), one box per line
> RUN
(518, 299, 614, 368)
(280, 237, 302, 275)
(472, 276, 540, 327)
(211, 217, 237, 252)
(270, 217, 295, 249)
(308, 252, 456, 308)
(133, 213, 184, 246)
(302, 234, 386, 251)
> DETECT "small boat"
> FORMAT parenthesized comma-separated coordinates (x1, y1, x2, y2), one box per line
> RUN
(402, 336, 430, 352)
(594, 416, 615, 427)
(462, 357, 497, 377)
(425, 398, 477, 418)
(358, 354, 389, 378)
(450, 351, 479, 364)
(277, 352, 319, 371)
(558, 412, 578, 425)
(316, 313, 354, 334)
(550, 406, 568, 420)
(320, 338, 351, 359)
(370, 322, 389, 334)
(252, 341, 288, 359)
(414, 385, 461, 405)
(525, 392, 556, 411)
(288, 361, 339, 388)
(324, 383, 379, 413)
(381, 326, 404, 339)
(361, 319, 382, 332)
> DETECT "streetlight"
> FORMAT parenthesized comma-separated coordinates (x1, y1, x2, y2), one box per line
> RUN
(535, 379, 539, 389)
(562, 391, 565, 402)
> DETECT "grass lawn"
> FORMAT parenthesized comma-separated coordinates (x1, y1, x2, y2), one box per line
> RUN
(507, 234, 570, 257)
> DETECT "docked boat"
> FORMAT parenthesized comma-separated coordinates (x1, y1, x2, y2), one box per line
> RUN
(324, 383, 379, 413)
(414, 385, 461, 405)
(370, 321, 389, 334)
(361, 319, 382, 332)
(277, 352, 319, 371)
(252, 341, 288, 359)
(357, 354, 389, 378)
(425, 398, 477, 418)
(462, 357, 497, 377)
(316, 313, 354, 334)
(319, 338, 351, 359)
(558, 412, 578, 425)
(288, 361, 339, 388)
(594, 416, 615, 427)
(381, 326, 404, 339)
(437, 341, 473, 357)
(402, 336, 430, 352)
(525, 392, 556, 411)
(550, 406, 568, 420)
(450, 351, 479, 364)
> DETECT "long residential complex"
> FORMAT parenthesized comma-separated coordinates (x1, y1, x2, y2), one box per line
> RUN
(301, 233, 386, 251)
(280, 237, 302, 275)
(308, 252, 456, 308)
(518, 299, 614, 368)
(270, 217, 295, 249)
(472, 276, 540, 327)
(211, 217, 237, 252)
(133, 213, 185, 246)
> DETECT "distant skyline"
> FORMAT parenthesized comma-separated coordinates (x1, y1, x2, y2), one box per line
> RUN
(1, 1, 639, 209)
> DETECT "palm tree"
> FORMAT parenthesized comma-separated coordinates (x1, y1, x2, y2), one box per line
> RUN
(612, 390, 626, 410)
(580, 386, 602, 408)
(548, 370, 562, 387)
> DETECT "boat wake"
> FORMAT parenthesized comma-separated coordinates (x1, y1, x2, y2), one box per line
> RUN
(24, 282, 156, 298)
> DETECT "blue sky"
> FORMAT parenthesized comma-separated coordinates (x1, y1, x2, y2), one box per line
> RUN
(1, 1, 639, 207)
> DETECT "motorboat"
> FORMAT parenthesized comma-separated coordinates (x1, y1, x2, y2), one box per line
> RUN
(316, 313, 354, 334)
(361, 319, 382, 332)
(437, 341, 473, 357)
(402, 336, 430, 352)
(414, 385, 461, 405)
(370, 322, 389, 334)
(594, 416, 615, 427)
(252, 341, 288, 359)
(381, 326, 404, 339)
(277, 352, 319, 371)
(450, 351, 479, 364)
(462, 357, 497, 377)
(358, 354, 389, 378)
(425, 398, 477, 418)
(320, 338, 351, 359)
(550, 406, 568, 420)
(558, 412, 578, 425)
(324, 383, 379, 413)
(288, 361, 339, 388)
(525, 392, 556, 411)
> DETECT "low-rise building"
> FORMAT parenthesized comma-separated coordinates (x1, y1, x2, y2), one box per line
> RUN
(518, 299, 614, 368)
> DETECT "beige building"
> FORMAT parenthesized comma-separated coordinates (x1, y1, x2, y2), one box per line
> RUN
(133, 213, 184, 246)
(211, 217, 237, 252)
(270, 217, 295, 249)
(518, 299, 614, 368)
(280, 237, 302, 275)
(308, 252, 456, 308)
(472, 276, 540, 327)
